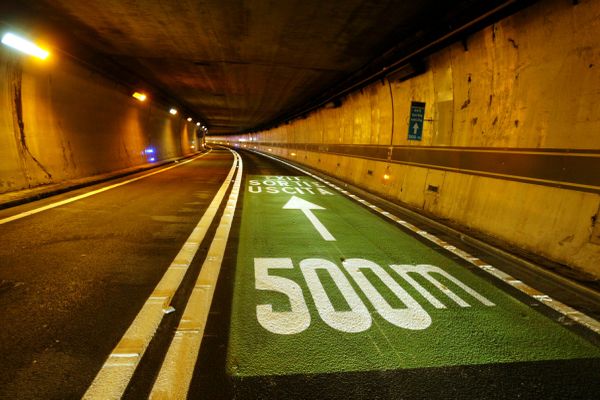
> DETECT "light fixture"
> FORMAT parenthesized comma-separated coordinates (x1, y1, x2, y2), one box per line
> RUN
(187, 117, 192, 122)
(196, 122, 200, 126)
(132, 92, 147, 102)
(383, 165, 392, 182)
(291, 152, 297, 156)
(1, 33, 49, 60)
(169, 108, 177, 115)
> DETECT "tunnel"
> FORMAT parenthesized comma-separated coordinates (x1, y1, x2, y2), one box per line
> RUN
(0, 0, 599, 399)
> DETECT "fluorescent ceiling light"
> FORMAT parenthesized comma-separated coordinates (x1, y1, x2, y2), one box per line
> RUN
(2, 33, 49, 60)
(132, 92, 147, 101)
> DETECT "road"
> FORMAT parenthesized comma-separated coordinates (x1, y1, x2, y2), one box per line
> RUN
(0, 148, 599, 399)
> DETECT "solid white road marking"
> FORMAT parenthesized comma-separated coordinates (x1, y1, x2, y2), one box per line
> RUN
(148, 149, 243, 399)
(82, 150, 236, 400)
(0, 152, 212, 226)
(283, 196, 335, 241)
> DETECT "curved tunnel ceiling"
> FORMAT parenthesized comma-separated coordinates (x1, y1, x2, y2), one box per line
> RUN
(0, 0, 530, 134)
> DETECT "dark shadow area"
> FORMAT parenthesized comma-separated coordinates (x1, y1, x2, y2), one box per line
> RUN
(232, 358, 600, 400)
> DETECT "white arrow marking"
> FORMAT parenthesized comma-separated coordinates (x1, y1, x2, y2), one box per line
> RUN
(283, 196, 335, 241)
(413, 122, 419, 134)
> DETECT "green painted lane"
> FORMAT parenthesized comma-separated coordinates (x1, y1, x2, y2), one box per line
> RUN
(227, 175, 600, 377)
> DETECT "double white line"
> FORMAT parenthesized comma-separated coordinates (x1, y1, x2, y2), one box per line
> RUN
(84, 149, 243, 399)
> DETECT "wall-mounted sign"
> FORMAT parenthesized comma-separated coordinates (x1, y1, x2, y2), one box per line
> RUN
(408, 101, 426, 141)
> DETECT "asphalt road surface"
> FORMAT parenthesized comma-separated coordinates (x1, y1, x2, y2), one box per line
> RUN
(0, 148, 599, 399)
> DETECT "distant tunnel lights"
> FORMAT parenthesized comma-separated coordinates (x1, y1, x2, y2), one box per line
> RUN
(169, 108, 177, 115)
(132, 92, 147, 102)
(143, 147, 156, 162)
(1, 32, 49, 60)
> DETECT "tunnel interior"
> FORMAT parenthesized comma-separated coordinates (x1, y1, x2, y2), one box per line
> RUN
(0, 1, 600, 399)
(0, 1, 599, 298)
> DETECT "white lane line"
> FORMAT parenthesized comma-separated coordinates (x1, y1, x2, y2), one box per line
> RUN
(149, 149, 243, 399)
(82, 150, 237, 400)
(0, 151, 212, 226)
(253, 149, 600, 335)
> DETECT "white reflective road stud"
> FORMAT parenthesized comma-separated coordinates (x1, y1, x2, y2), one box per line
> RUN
(343, 259, 432, 330)
(149, 149, 243, 399)
(255, 258, 311, 335)
(390, 264, 495, 308)
(83, 150, 229, 400)
(300, 258, 372, 333)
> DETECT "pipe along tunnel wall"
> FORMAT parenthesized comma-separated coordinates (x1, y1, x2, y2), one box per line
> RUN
(0, 43, 197, 196)
(215, 0, 600, 280)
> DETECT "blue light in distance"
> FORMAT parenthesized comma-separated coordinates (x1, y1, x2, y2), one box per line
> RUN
(144, 147, 157, 163)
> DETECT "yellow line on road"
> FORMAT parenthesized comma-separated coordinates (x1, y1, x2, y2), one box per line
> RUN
(82, 150, 236, 400)
(149, 149, 243, 399)
(0, 151, 211, 226)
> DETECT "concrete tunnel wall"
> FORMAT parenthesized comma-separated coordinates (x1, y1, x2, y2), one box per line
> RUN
(215, 0, 600, 279)
(0, 45, 197, 195)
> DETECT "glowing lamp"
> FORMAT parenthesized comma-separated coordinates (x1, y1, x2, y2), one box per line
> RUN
(169, 108, 177, 115)
(1, 33, 49, 60)
(132, 92, 147, 102)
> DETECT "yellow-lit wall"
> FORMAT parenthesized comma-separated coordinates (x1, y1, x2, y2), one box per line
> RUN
(215, 0, 600, 278)
(0, 46, 197, 194)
